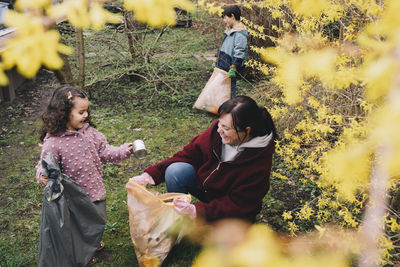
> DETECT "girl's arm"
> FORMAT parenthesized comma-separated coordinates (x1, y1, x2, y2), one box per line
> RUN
(35, 138, 61, 184)
(94, 129, 132, 163)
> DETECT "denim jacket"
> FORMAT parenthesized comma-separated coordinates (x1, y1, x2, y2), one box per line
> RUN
(215, 25, 249, 74)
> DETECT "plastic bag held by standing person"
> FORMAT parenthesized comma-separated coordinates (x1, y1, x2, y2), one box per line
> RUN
(193, 67, 231, 114)
(126, 179, 191, 267)
(38, 153, 106, 267)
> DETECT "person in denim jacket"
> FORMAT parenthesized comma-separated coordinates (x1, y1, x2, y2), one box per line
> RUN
(213, 5, 248, 99)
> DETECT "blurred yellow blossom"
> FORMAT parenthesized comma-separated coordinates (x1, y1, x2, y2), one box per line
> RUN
(370, 106, 400, 177)
(363, 56, 398, 101)
(89, 2, 122, 31)
(124, 0, 195, 27)
(48, 0, 121, 30)
(15, 0, 51, 9)
(0, 64, 8, 85)
(47, 0, 91, 29)
(321, 142, 372, 202)
(2, 11, 72, 78)
(192, 247, 227, 267)
(229, 224, 282, 266)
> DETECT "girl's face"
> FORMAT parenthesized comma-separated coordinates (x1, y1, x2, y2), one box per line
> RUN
(217, 113, 250, 146)
(66, 97, 89, 131)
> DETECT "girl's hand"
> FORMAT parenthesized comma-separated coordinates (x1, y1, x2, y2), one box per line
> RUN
(128, 144, 133, 153)
(40, 175, 49, 185)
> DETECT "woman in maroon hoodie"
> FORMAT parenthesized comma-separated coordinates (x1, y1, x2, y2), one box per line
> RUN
(133, 96, 277, 222)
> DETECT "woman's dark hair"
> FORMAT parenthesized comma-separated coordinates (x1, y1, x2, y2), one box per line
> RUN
(222, 5, 241, 21)
(218, 96, 278, 142)
(39, 85, 94, 141)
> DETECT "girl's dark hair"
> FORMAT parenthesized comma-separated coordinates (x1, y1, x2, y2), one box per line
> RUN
(218, 96, 278, 142)
(39, 85, 94, 141)
(222, 5, 241, 21)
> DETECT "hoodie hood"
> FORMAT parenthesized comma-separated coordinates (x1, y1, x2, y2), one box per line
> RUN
(224, 23, 248, 36)
(221, 132, 273, 162)
(238, 132, 273, 150)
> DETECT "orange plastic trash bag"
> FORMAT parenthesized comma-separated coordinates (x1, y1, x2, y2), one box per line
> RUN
(193, 67, 231, 114)
(126, 179, 191, 267)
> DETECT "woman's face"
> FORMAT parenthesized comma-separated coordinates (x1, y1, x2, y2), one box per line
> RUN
(217, 113, 249, 146)
(66, 97, 89, 131)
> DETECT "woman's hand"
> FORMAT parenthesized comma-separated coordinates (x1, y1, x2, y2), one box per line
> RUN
(132, 172, 155, 186)
(173, 198, 196, 219)
(40, 175, 49, 185)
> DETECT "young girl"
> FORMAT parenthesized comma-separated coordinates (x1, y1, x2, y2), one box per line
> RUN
(35, 85, 133, 254)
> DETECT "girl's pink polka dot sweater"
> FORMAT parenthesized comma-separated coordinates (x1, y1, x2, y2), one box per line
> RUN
(36, 123, 132, 202)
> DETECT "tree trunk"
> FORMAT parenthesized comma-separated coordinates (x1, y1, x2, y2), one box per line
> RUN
(53, 53, 74, 85)
(48, 20, 75, 85)
(75, 29, 86, 93)
(124, 10, 135, 62)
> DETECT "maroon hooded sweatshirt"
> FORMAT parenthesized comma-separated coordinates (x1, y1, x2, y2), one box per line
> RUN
(144, 120, 275, 222)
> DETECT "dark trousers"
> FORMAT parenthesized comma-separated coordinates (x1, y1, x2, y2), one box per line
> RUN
(231, 78, 236, 99)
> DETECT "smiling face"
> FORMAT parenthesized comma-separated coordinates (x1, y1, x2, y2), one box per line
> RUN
(66, 97, 89, 131)
(217, 113, 250, 146)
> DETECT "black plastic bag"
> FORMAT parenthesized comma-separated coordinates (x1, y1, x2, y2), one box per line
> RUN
(38, 153, 106, 267)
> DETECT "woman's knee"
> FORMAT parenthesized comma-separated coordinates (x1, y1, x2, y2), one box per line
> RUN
(165, 162, 195, 188)
(166, 162, 193, 177)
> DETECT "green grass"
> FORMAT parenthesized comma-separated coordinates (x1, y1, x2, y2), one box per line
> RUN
(0, 110, 210, 266)
(0, 12, 299, 266)
(0, 16, 218, 266)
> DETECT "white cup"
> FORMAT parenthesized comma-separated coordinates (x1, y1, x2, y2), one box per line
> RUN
(132, 139, 147, 159)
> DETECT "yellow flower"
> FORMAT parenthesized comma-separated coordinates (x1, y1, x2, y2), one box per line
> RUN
(314, 225, 326, 237)
(48, 0, 122, 31)
(272, 171, 288, 180)
(192, 248, 227, 267)
(229, 224, 282, 266)
(362, 56, 398, 101)
(15, 0, 51, 10)
(282, 211, 293, 220)
(321, 143, 371, 202)
(124, 0, 195, 27)
(0, 64, 8, 85)
(47, 0, 91, 29)
(288, 221, 299, 236)
(89, 3, 122, 31)
(386, 216, 400, 232)
(298, 202, 314, 220)
(2, 11, 72, 78)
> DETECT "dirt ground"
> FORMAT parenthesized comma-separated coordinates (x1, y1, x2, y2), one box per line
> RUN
(0, 69, 59, 136)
